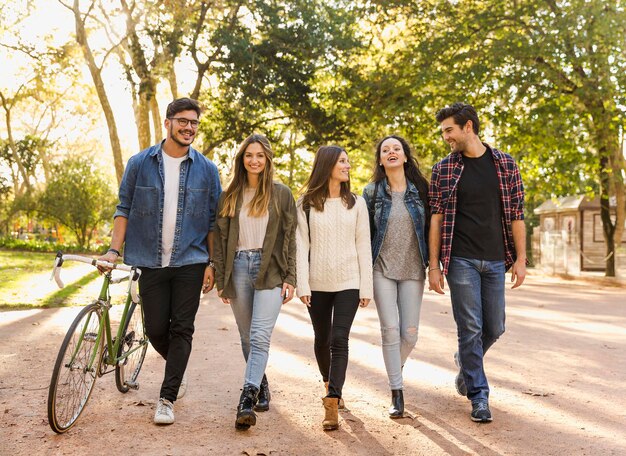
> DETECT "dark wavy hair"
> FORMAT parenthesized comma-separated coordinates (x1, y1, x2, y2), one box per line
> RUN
(166, 97, 202, 118)
(435, 102, 480, 134)
(301, 145, 355, 211)
(372, 135, 430, 220)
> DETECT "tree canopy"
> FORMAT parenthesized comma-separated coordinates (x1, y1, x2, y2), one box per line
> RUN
(1, 0, 624, 273)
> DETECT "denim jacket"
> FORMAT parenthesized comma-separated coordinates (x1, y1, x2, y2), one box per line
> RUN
(113, 142, 222, 268)
(362, 178, 429, 268)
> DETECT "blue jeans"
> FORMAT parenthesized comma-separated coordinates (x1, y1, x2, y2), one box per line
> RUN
(229, 250, 283, 388)
(446, 256, 505, 402)
(373, 270, 425, 390)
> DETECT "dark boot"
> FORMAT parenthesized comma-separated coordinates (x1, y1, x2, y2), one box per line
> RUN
(389, 389, 404, 419)
(235, 384, 259, 430)
(254, 375, 271, 412)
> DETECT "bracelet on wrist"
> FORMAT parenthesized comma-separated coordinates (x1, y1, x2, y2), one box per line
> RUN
(107, 248, 120, 257)
(207, 260, 215, 269)
(428, 267, 440, 272)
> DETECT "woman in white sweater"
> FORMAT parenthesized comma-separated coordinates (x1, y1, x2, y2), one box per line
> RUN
(296, 145, 373, 431)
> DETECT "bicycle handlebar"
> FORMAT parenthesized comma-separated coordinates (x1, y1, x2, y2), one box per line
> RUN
(51, 252, 142, 303)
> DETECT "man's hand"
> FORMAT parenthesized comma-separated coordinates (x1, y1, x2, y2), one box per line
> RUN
(281, 283, 295, 304)
(97, 251, 119, 274)
(300, 295, 311, 307)
(202, 265, 215, 294)
(510, 258, 526, 289)
(428, 268, 445, 294)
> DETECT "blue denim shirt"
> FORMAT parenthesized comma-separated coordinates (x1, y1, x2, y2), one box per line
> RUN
(113, 142, 222, 268)
(362, 178, 429, 268)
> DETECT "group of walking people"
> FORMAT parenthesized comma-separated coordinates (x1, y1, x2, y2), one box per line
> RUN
(100, 97, 527, 431)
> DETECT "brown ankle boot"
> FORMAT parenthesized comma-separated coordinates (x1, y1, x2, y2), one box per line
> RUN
(324, 382, 345, 410)
(322, 397, 339, 431)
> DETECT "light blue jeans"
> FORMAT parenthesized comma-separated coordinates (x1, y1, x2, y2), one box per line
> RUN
(446, 256, 505, 403)
(373, 269, 425, 390)
(230, 250, 283, 388)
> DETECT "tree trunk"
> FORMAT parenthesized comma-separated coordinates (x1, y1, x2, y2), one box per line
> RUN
(599, 155, 616, 277)
(0, 94, 32, 195)
(167, 63, 178, 100)
(72, 0, 124, 185)
(120, 0, 158, 150)
(587, 101, 623, 277)
(137, 92, 152, 150)
(610, 137, 625, 259)
(150, 97, 162, 144)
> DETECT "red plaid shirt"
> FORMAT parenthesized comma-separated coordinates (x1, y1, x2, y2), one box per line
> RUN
(429, 144, 525, 274)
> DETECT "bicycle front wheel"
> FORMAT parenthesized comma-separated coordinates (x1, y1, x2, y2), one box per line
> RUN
(115, 299, 148, 393)
(47, 303, 103, 433)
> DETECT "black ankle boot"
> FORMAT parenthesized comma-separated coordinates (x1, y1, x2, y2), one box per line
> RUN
(235, 384, 259, 430)
(389, 389, 404, 418)
(254, 374, 271, 412)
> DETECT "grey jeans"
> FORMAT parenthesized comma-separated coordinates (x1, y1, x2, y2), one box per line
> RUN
(373, 269, 425, 390)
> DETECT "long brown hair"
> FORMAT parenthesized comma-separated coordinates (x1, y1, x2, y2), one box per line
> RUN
(301, 145, 355, 211)
(220, 133, 274, 218)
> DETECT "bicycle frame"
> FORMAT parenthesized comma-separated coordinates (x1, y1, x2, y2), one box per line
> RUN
(52, 252, 144, 375)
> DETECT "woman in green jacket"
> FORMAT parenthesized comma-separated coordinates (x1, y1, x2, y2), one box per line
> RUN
(213, 133, 297, 431)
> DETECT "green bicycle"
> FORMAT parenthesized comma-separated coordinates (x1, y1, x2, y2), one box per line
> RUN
(47, 252, 148, 433)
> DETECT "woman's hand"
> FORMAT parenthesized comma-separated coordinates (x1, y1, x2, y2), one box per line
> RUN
(281, 283, 295, 304)
(301, 295, 311, 307)
(217, 289, 230, 304)
(359, 298, 370, 308)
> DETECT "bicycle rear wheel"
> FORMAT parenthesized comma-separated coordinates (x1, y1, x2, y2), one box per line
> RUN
(47, 303, 103, 433)
(115, 299, 148, 393)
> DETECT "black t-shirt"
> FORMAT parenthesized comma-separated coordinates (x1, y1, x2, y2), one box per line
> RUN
(451, 149, 505, 261)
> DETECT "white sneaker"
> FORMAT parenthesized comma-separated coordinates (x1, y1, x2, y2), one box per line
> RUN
(177, 372, 188, 399)
(154, 398, 175, 425)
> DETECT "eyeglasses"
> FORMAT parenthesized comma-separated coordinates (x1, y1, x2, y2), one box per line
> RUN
(168, 117, 199, 128)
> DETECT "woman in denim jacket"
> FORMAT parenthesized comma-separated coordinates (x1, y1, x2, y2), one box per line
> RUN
(362, 135, 429, 418)
(214, 133, 297, 431)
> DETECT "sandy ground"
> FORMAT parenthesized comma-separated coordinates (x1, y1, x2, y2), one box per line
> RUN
(0, 273, 625, 456)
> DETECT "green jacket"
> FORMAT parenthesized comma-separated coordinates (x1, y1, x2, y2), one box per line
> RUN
(214, 182, 297, 298)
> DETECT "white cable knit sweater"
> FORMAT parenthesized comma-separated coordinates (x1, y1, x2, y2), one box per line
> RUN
(296, 196, 373, 299)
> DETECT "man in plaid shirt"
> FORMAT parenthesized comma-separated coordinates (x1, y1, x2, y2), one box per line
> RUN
(428, 103, 526, 423)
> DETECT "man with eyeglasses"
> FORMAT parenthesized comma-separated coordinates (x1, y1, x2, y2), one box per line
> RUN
(99, 97, 221, 425)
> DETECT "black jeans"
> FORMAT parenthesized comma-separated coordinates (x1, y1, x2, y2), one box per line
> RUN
(139, 263, 205, 402)
(307, 289, 359, 398)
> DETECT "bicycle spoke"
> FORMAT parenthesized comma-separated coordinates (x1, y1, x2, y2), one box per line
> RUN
(48, 304, 103, 433)
(115, 300, 148, 393)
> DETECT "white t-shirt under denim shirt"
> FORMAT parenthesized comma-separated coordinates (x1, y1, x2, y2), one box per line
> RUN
(161, 152, 188, 267)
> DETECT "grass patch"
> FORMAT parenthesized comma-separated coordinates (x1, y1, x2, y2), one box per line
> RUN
(41, 270, 101, 308)
(0, 251, 56, 290)
(0, 250, 104, 309)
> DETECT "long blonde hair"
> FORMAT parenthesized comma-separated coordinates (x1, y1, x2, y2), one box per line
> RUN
(220, 133, 274, 218)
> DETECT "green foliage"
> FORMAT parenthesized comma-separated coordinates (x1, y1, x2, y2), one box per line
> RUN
(0, 250, 101, 309)
(0, 237, 100, 254)
(37, 157, 117, 249)
(198, 0, 365, 189)
(341, 0, 623, 213)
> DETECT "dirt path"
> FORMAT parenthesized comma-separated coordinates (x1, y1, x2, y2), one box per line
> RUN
(1, 273, 625, 455)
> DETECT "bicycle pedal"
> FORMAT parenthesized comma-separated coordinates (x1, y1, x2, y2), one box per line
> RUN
(124, 380, 139, 390)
